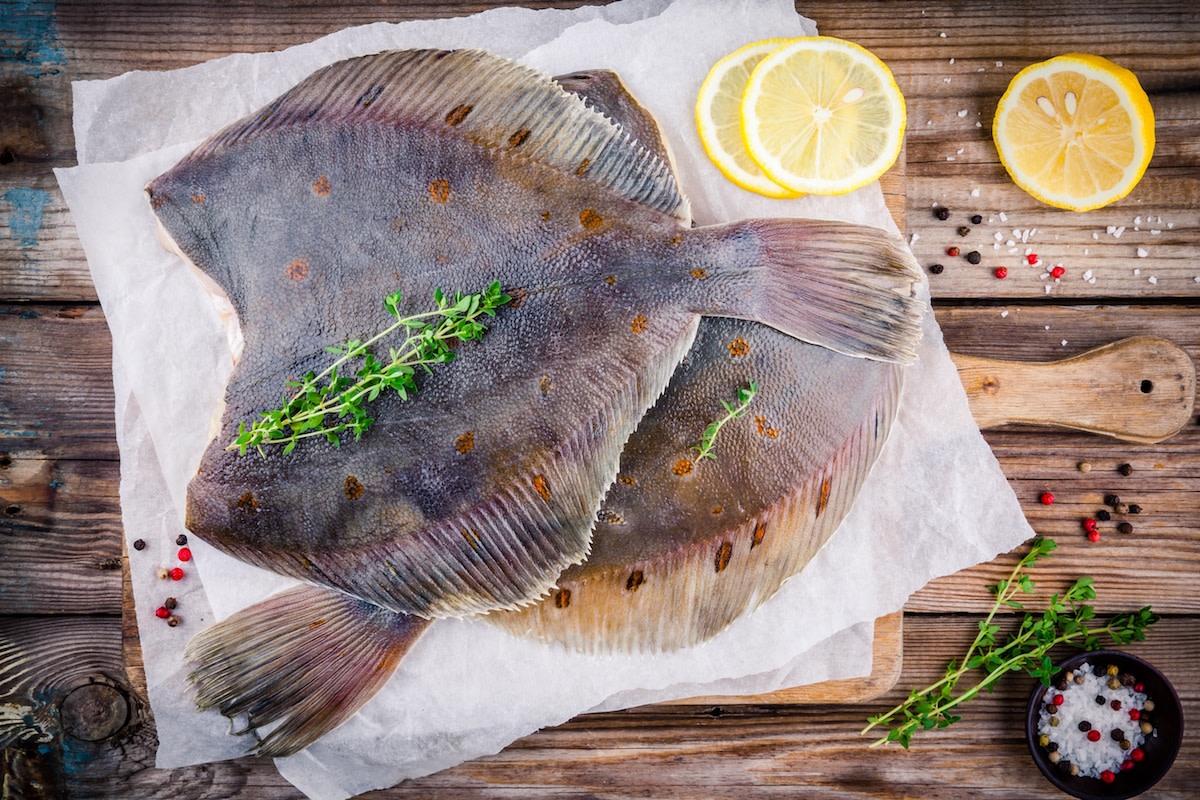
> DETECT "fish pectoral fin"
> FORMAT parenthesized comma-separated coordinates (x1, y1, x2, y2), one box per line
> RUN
(184, 584, 429, 758)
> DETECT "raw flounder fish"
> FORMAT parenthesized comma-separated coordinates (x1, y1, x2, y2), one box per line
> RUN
(147, 48, 922, 756)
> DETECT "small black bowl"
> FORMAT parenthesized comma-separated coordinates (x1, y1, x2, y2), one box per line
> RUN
(1026, 650, 1183, 799)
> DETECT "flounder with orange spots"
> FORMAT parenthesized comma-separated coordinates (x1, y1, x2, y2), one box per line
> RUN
(147, 49, 922, 757)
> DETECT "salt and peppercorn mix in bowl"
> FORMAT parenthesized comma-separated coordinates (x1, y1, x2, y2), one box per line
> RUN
(1026, 651, 1182, 799)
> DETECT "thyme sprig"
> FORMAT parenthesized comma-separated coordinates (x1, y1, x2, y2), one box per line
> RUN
(230, 281, 511, 457)
(694, 381, 759, 461)
(862, 537, 1159, 749)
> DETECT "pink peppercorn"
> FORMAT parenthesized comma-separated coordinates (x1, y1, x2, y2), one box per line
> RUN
(1050, 265, 1066, 279)
(169, 567, 185, 581)
(1088, 530, 1101, 543)
(1084, 518, 1098, 532)
(1100, 770, 1115, 783)
(946, 246, 961, 257)
(155, 606, 170, 619)
(1026, 253, 1039, 265)
(1122, 759, 1134, 771)
(178, 547, 193, 562)
(1134, 682, 1145, 692)
(1129, 709, 1141, 720)
(1088, 730, 1102, 742)
(994, 266, 1008, 279)
(1040, 492, 1055, 506)
(1131, 747, 1145, 762)
(1052, 693, 1066, 706)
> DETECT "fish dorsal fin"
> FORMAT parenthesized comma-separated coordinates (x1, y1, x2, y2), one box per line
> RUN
(187, 49, 690, 222)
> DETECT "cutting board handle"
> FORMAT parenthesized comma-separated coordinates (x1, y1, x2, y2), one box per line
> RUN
(951, 336, 1196, 444)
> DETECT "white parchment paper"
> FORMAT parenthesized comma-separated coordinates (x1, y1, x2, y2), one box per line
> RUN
(55, 1, 1036, 798)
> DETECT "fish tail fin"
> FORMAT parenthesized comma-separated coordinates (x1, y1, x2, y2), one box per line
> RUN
(185, 584, 429, 758)
(729, 219, 925, 364)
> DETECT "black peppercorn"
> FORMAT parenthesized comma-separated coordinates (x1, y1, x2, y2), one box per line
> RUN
(1078, 721, 1092, 732)
(1111, 728, 1125, 741)
(1118, 522, 1134, 534)
(176, 534, 188, 546)
(1119, 463, 1133, 476)
(1096, 695, 1106, 705)
(957, 225, 971, 237)
(1096, 509, 1111, 521)
(133, 539, 146, 551)
(934, 206, 950, 221)
(1129, 503, 1142, 514)
(966, 250, 982, 264)
(970, 214, 983, 225)
(1104, 494, 1120, 507)
(164, 597, 177, 610)
(929, 263, 945, 275)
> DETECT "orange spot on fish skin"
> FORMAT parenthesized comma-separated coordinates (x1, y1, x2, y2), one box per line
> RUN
(312, 175, 331, 196)
(598, 510, 623, 525)
(358, 86, 383, 107)
(605, 275, 617, 286)
(531, 474, 552, 502)
(285, 258, 309, 282)
(579, 208, 604, 230)
(727, 337, 750, 357)
(445, 103, 473, 126)
(148, 191, 166, 210)
(672, 458, 693, 477)
(618, 474, 637, 486)
(711, 506, 724, 516)
(508, 128, 531, 148)
(344, 475, 365, 501)
(308, 619, 327, 629)
(751, 521, 767, 549)
(236, 492, 259, 512)
(540, 211, 551, 222)
(626, 570, 645, 592)
(714, 541, 733, 573)
(690, 268, 708, 279)
(461, 527, 481, 551)
(631, 314, 648, 334)
(554, 587, 572, 608)
(755, 415, 780, 439)
(507, 286, 528, 308)
(190, 192, 206, 205)
(575, 158, 592, 176)
(455, 431, 475, 454)
(429, 179, 451, 204)
(539, 374, 554, 395)
(669, 234, 684, 246)
(817, 478, 832, 517)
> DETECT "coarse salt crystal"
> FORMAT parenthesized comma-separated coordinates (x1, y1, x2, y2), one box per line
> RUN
(970, 188, 980, 197)
(939, 31, 947, 37)
(1151, 229, 1161, 235)
(1092, 232, 1100, 240)
(1044, 285, 1053, 294)
(956, 147, 964, 154)
(946, 155, 956, 161)
(949, 57, 955, 64)
(909, 233, 920, 245)
(998, 211, 1008, 222)
(1061, 339, 1068, 346)
(1134, 216, 1142, 225)
(1083, 269, 1093, 281)
(1149, 275, 1158, 284)
(994, 232, 1004, 241)
(1001, 310, 1009, 318)
(957, 109, 968, 117)
(1109, 225, 1125, 238)
(943, 77, 952, 84)
(1044, 325, 1051, 331)
(1133, 268, 1141, 276)
(1137, 247, 1149, 257)
(996, 60, 1003, 67)
(1194, 276, 1200, 283)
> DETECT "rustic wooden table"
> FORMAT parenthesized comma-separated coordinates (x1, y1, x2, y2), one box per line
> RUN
(2, 1, 1198, 798)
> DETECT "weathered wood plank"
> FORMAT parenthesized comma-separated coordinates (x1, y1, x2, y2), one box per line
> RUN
(9, 614, 1193, 800)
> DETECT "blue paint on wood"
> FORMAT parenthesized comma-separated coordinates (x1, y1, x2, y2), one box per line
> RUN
(3, 187, 51, 249)
(0, 0, 67, 75)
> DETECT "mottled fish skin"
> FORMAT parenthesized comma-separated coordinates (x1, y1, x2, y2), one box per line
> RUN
(490, 72, 904, 651)
(149, 49, 923, 623)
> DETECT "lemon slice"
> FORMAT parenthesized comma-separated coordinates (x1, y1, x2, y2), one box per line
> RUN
(740, 36, 906, 195)
(993, 54, 1155, 212)
(696, 39, 801, 198)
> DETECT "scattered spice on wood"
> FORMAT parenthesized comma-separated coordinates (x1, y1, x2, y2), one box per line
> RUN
(966, 250, 982, 264)
(946, 246, 960, 257)
(929, 263, 945, 275)
(970, 214, 983, 225)
(1118, 522, 1135, 534)
(994, 266, 1008, 279)
(934, 206, 950, 221)
(1077, 461, 1092, 473)
(1119, 463, 1134, 476)
(957, 225, 971, 237)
